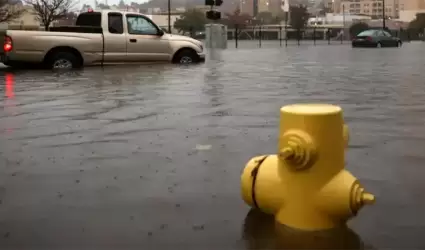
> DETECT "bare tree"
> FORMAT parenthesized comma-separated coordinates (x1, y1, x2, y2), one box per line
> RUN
(0, 0, 26, 23)
(25, 0, 76, 30)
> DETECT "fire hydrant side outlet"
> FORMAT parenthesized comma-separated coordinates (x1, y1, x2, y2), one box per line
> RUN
(314, 170, 358, 220)
(250, 155, 285, 215)
(241, 155, 284, 215)
(241, 155, 268, 208)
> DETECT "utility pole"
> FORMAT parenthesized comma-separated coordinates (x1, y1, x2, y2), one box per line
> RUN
(168, 0, 171, 33)
(342, 4, 345, 39)
(382, 0, 386, 29)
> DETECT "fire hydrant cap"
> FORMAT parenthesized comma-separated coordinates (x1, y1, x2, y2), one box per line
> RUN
(281, 104, 342, 115)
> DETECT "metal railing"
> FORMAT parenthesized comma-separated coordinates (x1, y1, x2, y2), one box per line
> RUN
(176, 24, 425, 48)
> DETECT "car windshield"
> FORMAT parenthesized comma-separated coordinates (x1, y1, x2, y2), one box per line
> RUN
(357, 30, 376, 37)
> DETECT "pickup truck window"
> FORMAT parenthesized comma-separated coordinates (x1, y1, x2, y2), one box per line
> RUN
(126, 15, 158, 35)
(76, 12, 101, 27)
(108, 13, 123, 34)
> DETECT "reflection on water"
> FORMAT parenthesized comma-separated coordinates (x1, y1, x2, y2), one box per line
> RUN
(243, 209, 373, 250)
(5, 72, 14, 99)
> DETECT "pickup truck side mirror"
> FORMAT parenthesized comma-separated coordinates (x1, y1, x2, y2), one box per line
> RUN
(159, 27, 170, 35)
(157, 29, 165, 36)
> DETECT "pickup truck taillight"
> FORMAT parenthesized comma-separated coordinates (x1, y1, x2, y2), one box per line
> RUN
(3, 35, 13, 53)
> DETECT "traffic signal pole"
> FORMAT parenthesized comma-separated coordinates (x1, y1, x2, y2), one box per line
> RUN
(205, 0, 222, 20)
(168, 0, 171, 33)
(204, 0, 227, 49)
(382, 0, 386, 29)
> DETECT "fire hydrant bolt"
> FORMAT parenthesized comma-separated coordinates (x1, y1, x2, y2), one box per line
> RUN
(240, 103, 375, 231)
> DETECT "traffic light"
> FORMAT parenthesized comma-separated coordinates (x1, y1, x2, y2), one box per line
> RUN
(206, 10, 221, 20)
(205, 0, 223, 6)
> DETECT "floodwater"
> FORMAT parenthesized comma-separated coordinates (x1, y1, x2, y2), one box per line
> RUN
(1, 42, 425, 249)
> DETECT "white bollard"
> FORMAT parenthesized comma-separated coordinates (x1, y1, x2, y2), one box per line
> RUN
(205, 24, 228, 49)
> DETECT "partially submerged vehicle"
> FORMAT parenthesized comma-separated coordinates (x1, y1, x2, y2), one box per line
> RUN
(1, 10, 205, 69)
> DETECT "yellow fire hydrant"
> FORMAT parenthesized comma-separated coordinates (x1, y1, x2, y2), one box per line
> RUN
(241, 103, 375, 230)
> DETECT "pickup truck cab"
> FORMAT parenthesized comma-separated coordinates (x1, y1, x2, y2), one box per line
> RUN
(1, 10, 205, 69)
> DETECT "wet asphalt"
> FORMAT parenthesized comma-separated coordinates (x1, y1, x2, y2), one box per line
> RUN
(1, 41, 425, 249)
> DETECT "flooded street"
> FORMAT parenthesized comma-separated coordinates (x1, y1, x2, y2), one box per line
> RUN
(1, 42, 425, 249)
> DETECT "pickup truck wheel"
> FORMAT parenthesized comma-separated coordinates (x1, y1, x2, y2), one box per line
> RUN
(48, 52, 80, 69)
(174, 49, 198, 64)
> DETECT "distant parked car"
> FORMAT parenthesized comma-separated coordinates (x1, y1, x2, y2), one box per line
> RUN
(193, 31, 205, 39)
(352, 29, 402, 48)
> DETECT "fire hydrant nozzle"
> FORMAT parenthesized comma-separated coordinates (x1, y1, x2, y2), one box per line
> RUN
(279, 130, 316, 171)
(350, 182, 376, 214)
(362, 193, 376, 204)
(240, 103, 375, 230)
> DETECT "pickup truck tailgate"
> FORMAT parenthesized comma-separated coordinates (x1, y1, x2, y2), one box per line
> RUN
(0, 31, 7, 63)
(0, 30, 6, 53)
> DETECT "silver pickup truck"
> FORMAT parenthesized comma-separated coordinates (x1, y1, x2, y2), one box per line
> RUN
(1, 10, 205, 69)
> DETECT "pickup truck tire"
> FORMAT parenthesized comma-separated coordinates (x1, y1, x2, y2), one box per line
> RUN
(47, 52, 81, 69)
(173, 49, 199, 64)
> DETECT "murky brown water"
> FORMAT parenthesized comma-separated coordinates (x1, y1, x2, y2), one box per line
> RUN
(1, 42, 425, 249)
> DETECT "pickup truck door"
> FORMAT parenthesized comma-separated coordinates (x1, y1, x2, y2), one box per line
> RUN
(125, 14, 171, 62)
(103, 12, 128, 63)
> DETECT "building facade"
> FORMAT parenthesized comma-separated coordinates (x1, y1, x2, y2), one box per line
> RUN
(257, 0, 270, 13)
(238, 0, 283, 16)
(324, 0, 400, 18)
(0, 6, 42, 30)
(324, 0, 342, 13)
(399, 0, 425, 11)
(240, 0, 255, 16)
(398, 0, 425, 22)
(308, 13, 372, 25)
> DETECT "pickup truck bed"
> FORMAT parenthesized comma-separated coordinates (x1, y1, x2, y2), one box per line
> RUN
(2, 29, 104, 68)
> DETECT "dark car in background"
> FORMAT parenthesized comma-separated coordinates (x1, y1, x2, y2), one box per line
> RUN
(352, 29, 402, 48)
